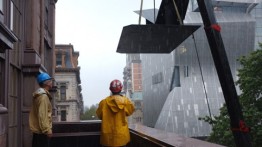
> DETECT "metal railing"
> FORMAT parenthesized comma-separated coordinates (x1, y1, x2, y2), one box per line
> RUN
(50, 121, 224, 147)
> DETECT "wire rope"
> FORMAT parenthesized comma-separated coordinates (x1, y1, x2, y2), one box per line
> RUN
(192, 34, 213, 125)
(172, 0, 183, 25)
(172, 0, 213, 124)
(154, 0, 156, 23)
(139, 0, 143, 25)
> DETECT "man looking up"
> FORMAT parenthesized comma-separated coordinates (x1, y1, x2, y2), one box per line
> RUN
(96, 79, 135, 147)
(29, 72, 53, 147)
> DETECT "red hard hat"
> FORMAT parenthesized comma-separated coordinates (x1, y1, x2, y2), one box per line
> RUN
(109, 79, 123, 93)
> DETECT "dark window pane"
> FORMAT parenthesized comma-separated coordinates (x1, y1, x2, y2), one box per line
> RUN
(60, 85, 66, 100)
(61, 110, 66, 121)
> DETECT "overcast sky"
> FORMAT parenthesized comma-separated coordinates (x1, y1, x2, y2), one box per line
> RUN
(55, 0, 161, 107)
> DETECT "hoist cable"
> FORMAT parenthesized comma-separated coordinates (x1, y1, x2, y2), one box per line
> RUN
(171, 0, 212, 124)
(138, 0, 143, 25)
(154, 0, 156, 23)
(192, 33, 213, 125)
(172, 0, 183, 25)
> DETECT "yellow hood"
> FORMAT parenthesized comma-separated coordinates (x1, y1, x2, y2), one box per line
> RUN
(33, 88, 52, 100)
(96, 94, 135, 146)
(106, 95, 126, 113)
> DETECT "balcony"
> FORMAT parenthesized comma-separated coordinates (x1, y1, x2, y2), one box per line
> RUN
(51, 120, 224, 147)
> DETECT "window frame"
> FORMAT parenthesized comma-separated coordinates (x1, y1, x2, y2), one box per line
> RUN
(9, 1, 13, 30)
(0, 0, 3, 13)
(60, 84, 66, 100)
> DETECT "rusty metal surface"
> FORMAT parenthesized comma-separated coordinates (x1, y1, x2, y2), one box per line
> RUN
(117, 24, 200, 53)
(129, 124, 225, 147)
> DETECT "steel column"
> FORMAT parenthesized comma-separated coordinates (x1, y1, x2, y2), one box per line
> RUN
(196, 0, 252, 146)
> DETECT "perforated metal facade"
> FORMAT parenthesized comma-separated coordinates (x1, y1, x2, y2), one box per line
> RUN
(142, 2, 258, 137)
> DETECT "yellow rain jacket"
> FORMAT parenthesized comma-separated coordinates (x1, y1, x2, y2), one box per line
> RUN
(29, 88, 52, 135)
(96, 94, 135, 147)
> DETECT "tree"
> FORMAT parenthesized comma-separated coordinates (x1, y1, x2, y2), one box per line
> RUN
(200, 43, 262, 147)
(80, 104, 99, 120)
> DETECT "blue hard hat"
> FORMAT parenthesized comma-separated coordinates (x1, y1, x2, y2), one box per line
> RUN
(37, 73, 52, 84)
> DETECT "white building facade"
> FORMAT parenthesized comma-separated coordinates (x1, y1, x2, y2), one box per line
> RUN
(54, 44, 83, 122)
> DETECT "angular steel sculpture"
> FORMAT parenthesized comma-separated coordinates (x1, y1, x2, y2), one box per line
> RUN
(117, 24, 200, 53)
(117, 0, 252, 146)
(116, 0, 198, 53)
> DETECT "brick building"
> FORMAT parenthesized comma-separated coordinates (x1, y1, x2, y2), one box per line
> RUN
(0, 0, 57, 147)
(123, 54, 143, 124)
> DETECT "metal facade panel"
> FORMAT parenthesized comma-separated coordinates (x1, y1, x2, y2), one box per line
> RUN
(143, 13, 255, 137)
(215, 0, 262, 4)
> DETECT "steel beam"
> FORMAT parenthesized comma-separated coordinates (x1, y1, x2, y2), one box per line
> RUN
(196, 0, 252, 146)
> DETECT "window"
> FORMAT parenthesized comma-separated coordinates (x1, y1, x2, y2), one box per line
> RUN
(174, 66, 181, 87)
(0, 0, 3, 12)
(44, 0, 49, 29)
(256, 19, 262, 28)
(44, 42, 52, 72)
(135, 102, 141, 108)
(45, 8, 48, 28)
(255, 8, 262, 17)
(127, 80, 132, 90)
(10, 1, 14, 30)
(170, 66, 181, 91)
(0, 59, 3, 105)
(184, 66, 189, 77)
(56, 54, 62, 67)
(9, 66, 18, 97)
(60, 85, 66, 100)
(257, 27, 262, 35)
(9, 1, 22, 66)
(152, 72, 163, 84)
(61, 110, 67, 121)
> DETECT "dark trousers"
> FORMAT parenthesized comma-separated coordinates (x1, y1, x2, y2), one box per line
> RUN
(32, 133, 50, 147)
(102, 145, 126, 147)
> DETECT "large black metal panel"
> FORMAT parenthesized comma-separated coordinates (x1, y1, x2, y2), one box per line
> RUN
(117, 24, 200, 53)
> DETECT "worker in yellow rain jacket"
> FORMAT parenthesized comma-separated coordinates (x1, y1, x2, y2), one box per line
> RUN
(96, 79, 135, 147)
(29, 72, 53, 147)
